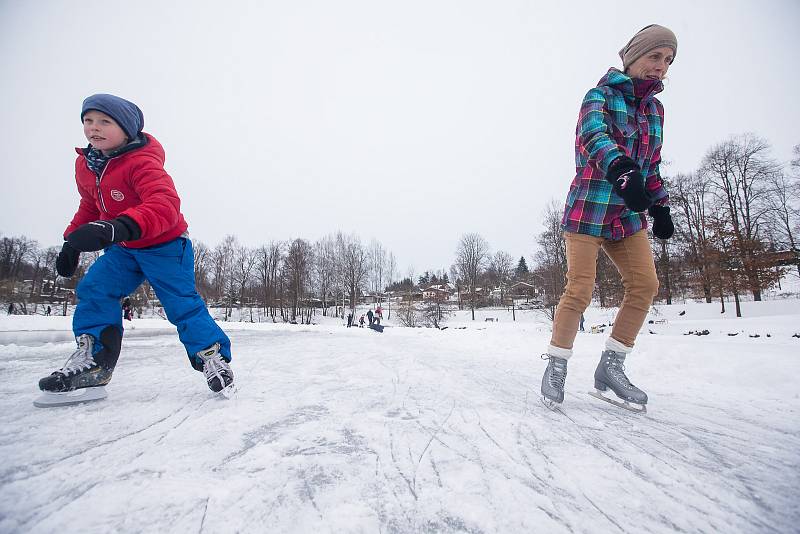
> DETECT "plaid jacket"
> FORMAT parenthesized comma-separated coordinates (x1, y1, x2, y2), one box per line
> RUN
(561, 68, 669, 240)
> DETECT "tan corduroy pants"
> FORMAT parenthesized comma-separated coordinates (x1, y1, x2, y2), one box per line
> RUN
(550, 229, 659, 350)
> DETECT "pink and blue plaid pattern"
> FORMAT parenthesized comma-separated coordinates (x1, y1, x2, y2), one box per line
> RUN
(562, 68, 669, 240)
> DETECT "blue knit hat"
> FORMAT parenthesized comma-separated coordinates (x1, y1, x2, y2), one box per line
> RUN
(81, 94, 144, 140)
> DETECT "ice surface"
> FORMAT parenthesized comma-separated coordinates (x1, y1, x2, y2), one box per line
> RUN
(1, 301, 798, 533)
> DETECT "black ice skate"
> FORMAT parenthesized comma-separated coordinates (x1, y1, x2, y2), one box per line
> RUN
(589, 350, 648, 413)
(35, 326, 122, 408)
(196, 343, 235, 395)
(541, 354, 568, 410)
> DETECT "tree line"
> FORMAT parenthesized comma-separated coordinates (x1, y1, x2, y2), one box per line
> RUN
(0, 232, 397, 323)
(532, 136, 800, 317)
(4, 135, 796, 321)
(0, 224, 536, 323)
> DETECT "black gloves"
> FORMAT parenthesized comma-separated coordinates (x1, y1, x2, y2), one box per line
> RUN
(57, 216, 141, 276)
(56, 242, 81, 277)
(648, 205, 675, 239)
(605, 156, 653, 212)
(66, 216, 141, 252)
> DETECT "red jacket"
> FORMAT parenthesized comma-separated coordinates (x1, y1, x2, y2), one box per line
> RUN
(65, 133, 188, 248)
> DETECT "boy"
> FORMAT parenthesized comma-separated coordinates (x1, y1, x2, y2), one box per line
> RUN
(39, 94, 234, 399)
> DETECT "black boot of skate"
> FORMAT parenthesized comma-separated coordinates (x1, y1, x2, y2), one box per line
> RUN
(38, 326, 122, 393)
(195, 343, 234, 393)
(591, 349, 648, 412)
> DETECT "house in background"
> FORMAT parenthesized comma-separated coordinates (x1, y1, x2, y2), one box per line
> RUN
(422, 284, 451, 302)
(510, 281, 539, 301)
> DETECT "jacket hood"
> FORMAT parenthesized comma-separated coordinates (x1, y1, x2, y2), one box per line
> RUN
(597, 68, 663, 100)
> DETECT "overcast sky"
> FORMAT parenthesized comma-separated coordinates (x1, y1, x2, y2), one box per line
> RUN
(1, 0, 798, 277)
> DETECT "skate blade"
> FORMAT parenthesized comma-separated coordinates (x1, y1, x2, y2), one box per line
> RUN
(220, 382, 238, 399)
(588, 390, 646, 414)
(540, 396, 564, 413)
(33, 386, 108, 408)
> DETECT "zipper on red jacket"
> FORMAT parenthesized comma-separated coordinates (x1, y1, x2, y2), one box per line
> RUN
(94, 158, 132, 248)
(94, 157, 119, 214)
(96, 166, 109, 213)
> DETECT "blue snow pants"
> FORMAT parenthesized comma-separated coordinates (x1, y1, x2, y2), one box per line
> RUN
(73, 237, 231, 365)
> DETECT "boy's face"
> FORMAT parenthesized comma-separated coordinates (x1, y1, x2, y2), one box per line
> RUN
(83, 110, 128, 155)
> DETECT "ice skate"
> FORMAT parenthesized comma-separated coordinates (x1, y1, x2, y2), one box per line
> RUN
(34, 326, 121, 408)
(540, 354, 568, 411)
(588, 349, 648, 413)
(196, 343, 235, 394)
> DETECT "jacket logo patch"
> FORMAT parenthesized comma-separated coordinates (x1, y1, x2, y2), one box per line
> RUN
(110, 190, 125, 201)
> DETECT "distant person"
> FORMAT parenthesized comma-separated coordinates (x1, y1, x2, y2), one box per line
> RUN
(376, 305, 383, 319)
(45, 305, 52, 316)
(39, 94, 234, 401)
(122, 297, 133, 322)
(359, 315, 365, 328)
(579, 313, 585, 332)
(347, 312, 353, 328)
(366, 309, 374, 326)
(540, 25, 676, 413)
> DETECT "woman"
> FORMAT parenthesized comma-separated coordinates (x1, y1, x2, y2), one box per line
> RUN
(541, 25, 677, 412)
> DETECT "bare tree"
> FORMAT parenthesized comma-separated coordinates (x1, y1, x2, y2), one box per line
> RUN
(766, 166, 800, 278)
(337, 233, 369, 314)
(490, 250, 514, 305)
(314, 235, 337, 316)
(41, 245, 60, 301)
(671, 172, 715, 302)
(232, 243, 257, 321)
(455, 233, 490, 320)
(449, 264, 462, 310)
(368, 239, 387, 299)
(192, 240, 213, 300)
(211, 235, 237, 319)
(257, 241, 283, 321)
(533, 201, 567, 317)
(0, 235, 37, 298)
(27, 247, 46, 305)
(701, 134, 782, 300)
(285, 238, 314, 323)
(708, 209, 746, 316)
(385, 252, 397, 319)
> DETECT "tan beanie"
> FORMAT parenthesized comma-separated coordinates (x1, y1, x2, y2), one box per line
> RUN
(619, 24, 677, 70)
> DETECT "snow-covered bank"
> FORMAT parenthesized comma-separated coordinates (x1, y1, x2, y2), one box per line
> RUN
(0, 301, 798, 533)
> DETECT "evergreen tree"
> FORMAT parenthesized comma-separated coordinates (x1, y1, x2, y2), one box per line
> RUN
(515, 256, 529, 278)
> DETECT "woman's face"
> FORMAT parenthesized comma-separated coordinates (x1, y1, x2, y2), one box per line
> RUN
(625, 46, 674, 80)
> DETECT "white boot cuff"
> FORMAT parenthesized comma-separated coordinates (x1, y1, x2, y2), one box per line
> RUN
(605, 336, 632, 354)
(547, 344, 573, 360)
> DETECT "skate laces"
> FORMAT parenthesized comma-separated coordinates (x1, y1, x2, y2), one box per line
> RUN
(607, 355, 634, 389)
(542, 354, 567, 389)
(60, 335, 96, 376)
(203, 354, 228, 381)
(199, 345, 230, 384)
